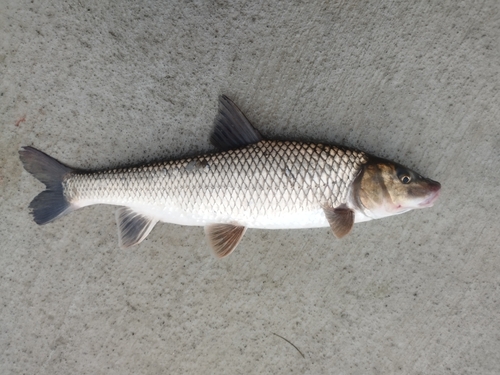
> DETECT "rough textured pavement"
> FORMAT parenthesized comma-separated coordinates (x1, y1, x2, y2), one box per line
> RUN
(1, 1, 499, 374)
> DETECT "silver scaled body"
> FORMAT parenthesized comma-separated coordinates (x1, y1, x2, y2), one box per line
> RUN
(65, 140, 367, 229)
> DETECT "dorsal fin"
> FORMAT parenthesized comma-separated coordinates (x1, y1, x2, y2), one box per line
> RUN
(210, 95, 263, 150)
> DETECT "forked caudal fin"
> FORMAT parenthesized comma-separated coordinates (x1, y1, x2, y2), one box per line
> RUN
(19, 146, 76, 225)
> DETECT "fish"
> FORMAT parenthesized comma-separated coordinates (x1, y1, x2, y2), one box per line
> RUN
(19, 96, 441, 258)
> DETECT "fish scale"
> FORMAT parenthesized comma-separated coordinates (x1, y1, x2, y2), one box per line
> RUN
(64, 140, 367, 227)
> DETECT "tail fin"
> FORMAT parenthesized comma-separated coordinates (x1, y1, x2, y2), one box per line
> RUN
(19, 146, 76, 225)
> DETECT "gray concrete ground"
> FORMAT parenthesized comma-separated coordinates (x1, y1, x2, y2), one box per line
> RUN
(1, 1, 499, 374)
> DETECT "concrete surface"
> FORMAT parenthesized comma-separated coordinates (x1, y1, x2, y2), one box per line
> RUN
(1, 1, 499, 374)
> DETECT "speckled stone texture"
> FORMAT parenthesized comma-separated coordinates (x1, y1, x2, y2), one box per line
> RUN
(1, 1, 499, 374)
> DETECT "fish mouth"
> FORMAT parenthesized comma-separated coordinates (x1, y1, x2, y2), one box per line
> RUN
(418, 188, 440, 207)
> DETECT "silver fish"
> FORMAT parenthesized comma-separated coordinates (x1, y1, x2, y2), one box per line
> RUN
(19, 96, 441, 257)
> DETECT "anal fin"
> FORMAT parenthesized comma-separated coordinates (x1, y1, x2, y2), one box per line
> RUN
(323, 205, 355, 238)
(205, 223, 247, 258)
(116, 208, 158, 248)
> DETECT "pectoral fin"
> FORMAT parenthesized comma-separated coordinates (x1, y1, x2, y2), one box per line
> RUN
(116, 208, 158, 248)
(323, 205, 355, 238)
(205, 223, 247, 258)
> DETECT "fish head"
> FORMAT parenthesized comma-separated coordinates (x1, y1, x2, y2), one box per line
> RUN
(353, 158, 441, 219)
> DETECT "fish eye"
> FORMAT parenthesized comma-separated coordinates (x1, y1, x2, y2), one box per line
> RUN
(400, 175, 411, 184)
(396, 167, 412, 184)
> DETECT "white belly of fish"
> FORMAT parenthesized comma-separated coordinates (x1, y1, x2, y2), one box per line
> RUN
(77, 197, 372, 229)
(144, 204, 332, 229)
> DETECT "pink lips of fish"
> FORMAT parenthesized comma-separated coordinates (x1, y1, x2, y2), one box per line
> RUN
(418, 182, 441, 208)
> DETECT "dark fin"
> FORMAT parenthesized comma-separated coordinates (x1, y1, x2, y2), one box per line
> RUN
(323, 205, 355, 238)
(205, 223, 247, 258)
(19, 146, 75, 225)
(116, 208, 158, 248)
(210, 95, 263, 150)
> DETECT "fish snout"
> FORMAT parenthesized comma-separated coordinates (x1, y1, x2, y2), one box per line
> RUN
(427, 179, 441, 192)
(418, 179, 441, 207)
